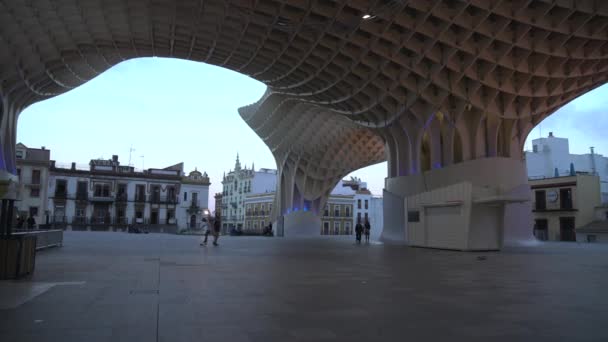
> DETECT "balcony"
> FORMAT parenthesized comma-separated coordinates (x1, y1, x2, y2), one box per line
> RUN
(89, 193, 114, 202)
(189, 200, 200, 208)
(151, 195, 178, 205)
(115, 193, 128, 202)
(54, 191, 68, 199)
(135, 194, 146, 203)
(76, 192, 88, 201)
(20, 177, 41, 187)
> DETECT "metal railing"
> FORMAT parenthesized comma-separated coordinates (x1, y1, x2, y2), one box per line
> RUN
(76, 192, 88, 201)
(115, 193, 128, 202)
(54, 191, 68, 199)
(12, 230, 63, 250)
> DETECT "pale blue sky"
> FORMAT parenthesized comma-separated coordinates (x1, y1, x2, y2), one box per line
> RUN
(17, 58, 608, 209)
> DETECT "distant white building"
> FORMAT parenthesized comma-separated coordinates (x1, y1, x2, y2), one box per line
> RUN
(525, 132, 608, 202)
(15, 143, 51, 228)
(220, 154, 277, 232)
(178, 169, 211, 230)
(47, 155, 210, 232)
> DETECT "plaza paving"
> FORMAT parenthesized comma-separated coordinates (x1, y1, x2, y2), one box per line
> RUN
(1, 231, 608, 342)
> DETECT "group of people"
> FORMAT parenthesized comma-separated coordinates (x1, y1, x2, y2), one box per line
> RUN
(16, 215, 37, 229)
(200, 215, 221, 246)
(354, 219, 371, 244)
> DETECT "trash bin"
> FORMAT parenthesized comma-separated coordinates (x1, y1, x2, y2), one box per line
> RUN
(0, 234, 37, 279)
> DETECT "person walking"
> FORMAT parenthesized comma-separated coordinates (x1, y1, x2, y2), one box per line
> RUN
(364, 219, 371, 243)
(200, 219, 211, 246)
(212, 216, 221, 246)
(355, 219, 363, 244)
(27, 215, 36, 229)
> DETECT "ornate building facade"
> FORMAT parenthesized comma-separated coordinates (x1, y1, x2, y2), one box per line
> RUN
(47, 155, 210, 232)
(220, 154, 276, 232)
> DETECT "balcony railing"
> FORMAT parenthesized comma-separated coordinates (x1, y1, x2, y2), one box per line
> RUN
(151, 195, 178, 204)
(90, 193, 114, 202)
(190, 200, 199, 208)
(54, 191, 68, 199)
(19, 177, 41, 186)
(115, 193, 128, 202)
(135, 194, 146, 202)
(76, 192, 88, 201)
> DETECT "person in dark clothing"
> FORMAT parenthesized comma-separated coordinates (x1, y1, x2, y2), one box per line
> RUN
(27, 216, 36, 229)
(16, 216, 25, 229)
(364, 219, 371, 243)
(212, 216, 221, 246)
(355, 220, 363, 244)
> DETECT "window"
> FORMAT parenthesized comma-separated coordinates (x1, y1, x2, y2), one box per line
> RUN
(29, 207, 38, 217)
(55, 179, 67, 197)
(192, 192, 198, 205)
(323, 222, 330, 235)
(344, 222, 351, 235)
(17, 168, 21, 180)
(31, 169, 41, 184)
(333, 221, 340, 235)
(560, 188, 573, 209)
(30, 187, 40, 197)
(151, 185, 161, 202)
(183, 191, 187, 201)
(357, 199, 361, 209)
(365, 200, 369, 209)
(135, 185, 146, 202)
(167, 187, 175, 202)
(16, 150, 24, 159)
(76, 207, 85, 217)
(117, 184, 127, 200)
(535, 190, 546, 210)
(364, 213, 368, 222)
(324, 206, 329, 217)
(534, 219, 548, 241)
(357, 212, 362, 223)
(77, 181, 88, 199)
(345, 206, 350, 217)
(334, 205, 340, 217)
(407, 211, 420, 222)
(94, 184, 111, 197)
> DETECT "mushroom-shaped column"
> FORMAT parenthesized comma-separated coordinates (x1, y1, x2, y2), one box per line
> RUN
(240, 91, 385, 236)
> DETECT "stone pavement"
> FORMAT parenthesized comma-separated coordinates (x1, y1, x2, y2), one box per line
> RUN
(1, 231, 608, 342)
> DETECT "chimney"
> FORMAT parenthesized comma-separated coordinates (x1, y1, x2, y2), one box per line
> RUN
(112, 155, 118, 163)
(41, 146, 45, 150)
(50, 160, 56, 168)
(71, 162, 76, 170)
(548, 132, 553, 137)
